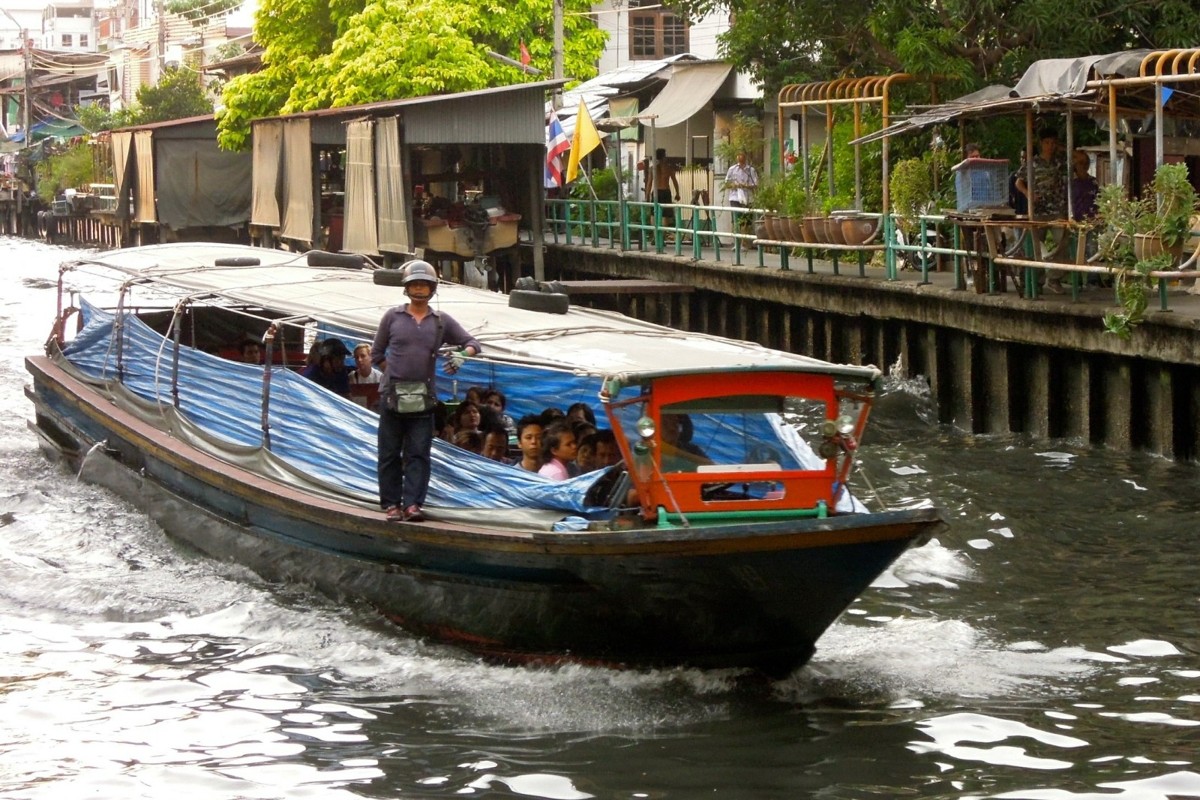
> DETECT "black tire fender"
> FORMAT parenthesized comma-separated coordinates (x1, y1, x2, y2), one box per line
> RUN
(307, 250, 367, 269)
(508, 288, 569, 314)
(372, 268, 407, 286)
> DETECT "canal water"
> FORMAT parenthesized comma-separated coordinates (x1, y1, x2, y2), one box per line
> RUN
(2, 237, 1198, 799)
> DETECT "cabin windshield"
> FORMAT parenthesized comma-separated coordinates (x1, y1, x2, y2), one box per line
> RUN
(610, 390, 833, 475)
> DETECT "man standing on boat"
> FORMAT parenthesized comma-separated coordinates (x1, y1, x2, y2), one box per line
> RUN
(372, 260, 481, 522)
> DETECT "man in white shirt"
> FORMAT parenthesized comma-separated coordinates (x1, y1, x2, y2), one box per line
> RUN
(723, 151, 759, 208)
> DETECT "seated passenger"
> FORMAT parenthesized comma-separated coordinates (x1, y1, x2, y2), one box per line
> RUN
(567, 401, 597, 426)
(453, 429, 483, 455)
(350, 343, 383, 385)
(482, 388, 516, 436)
(304, 340, 322, 369)
(660, 413, 711, 472)
(347, 342, 383, 410)
(300, 338, 351, 397)
(238, 338, 261, 365)
(571, 419, 596, 446)
(450, 400, 482, 437)
(465, 386, 486, 406)
(434, 401, 454, 441)
(515, 414, 544, 473)
(593, 429, 622, 468)
(537, 422, 579, 481)
(576, 431, 598, 473)
(481, 424, 511, 464)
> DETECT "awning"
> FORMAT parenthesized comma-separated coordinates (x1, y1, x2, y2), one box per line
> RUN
(639, 62, 732, 128)
(850, 92, 1104, 147)
(7, 118, 87, 143)
(850, 49, 1157, 146)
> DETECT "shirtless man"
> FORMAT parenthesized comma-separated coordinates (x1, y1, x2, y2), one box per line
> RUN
(644, 148, 681, 227)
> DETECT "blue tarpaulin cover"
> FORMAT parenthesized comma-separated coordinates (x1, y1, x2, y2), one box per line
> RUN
(62, 302, 609, 518)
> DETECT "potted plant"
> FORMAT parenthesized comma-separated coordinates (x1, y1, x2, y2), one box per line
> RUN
(780, 170, 813, 243)
(1096, 163, 1200, 338)
(818, 193, 854, 245)
(753, 174, 784, 239)
(1137, 162, 1198, 260)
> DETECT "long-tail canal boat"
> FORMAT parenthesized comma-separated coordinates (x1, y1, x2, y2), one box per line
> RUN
(25, 243, 944, 676)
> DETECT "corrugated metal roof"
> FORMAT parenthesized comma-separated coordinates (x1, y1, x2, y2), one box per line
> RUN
(70, 242, 882, 383)
(113, 114, 217, 133)
(553, 55, 708, 138)
(252, 79, 567, 146)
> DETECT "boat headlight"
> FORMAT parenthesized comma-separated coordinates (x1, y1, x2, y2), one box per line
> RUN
(836, 414, 856, 435)
(820, 419, 838, 437)
(636, 415, 657, 439)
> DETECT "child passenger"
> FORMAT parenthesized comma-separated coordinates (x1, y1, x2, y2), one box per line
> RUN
(575, 432, 598, 473)
(515, 414, 544, 473)
(537, 422, 579, 481)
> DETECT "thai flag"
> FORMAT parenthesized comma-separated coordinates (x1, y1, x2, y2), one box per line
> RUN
(545, 110, 570, 188)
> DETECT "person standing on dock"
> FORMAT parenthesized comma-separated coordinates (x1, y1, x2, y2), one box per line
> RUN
(372, 260, 481, 522)
(645, 148, 681, 228)
(723, 151, 759, 209)
(724, 151, 759, 234)
(1014, 127, 1068, 291)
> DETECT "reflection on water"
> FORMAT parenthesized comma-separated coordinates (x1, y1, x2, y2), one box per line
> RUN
(2, 237, 1199, 798)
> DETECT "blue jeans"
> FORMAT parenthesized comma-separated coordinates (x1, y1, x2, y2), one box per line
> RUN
(377, 410, 434, 509)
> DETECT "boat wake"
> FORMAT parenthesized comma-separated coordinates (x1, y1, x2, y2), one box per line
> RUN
(782, 618, 1107, 704)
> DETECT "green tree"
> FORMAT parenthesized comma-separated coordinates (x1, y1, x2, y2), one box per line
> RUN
(217, 0, 607, 150)
(36, 143, 98, 202)
(134, 66, 214, 124)
(669, 0, 1200, 95)
(76, 103, 137, 133)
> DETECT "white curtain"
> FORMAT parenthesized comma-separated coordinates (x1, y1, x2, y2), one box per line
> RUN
(251, 120, 283, 228)
(342, 118, 379, 255)
(280, 118, 313, 245)
(375, 116, 409, 254)
(133, 130, 156, 223)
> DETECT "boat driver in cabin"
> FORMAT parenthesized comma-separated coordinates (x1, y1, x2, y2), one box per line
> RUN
(371, 260, 481, 522)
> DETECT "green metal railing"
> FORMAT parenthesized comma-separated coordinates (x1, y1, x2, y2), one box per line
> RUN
(546, 197, 761, 266)
(545, 198, 1200, 314)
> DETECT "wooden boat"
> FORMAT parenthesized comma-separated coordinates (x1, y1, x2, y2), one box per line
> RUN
(25, 243, 944, 676)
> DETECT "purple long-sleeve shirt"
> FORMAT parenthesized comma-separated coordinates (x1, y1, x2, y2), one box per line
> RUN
(370, 305, 481, 388)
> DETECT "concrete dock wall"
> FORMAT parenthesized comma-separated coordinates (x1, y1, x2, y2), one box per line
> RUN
(548, 245, 1200, 461)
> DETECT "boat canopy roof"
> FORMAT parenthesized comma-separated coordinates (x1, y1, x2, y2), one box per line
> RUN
(67, 243, 881, 386)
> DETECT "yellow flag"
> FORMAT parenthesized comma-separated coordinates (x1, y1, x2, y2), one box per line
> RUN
(565, 100, 602, 183)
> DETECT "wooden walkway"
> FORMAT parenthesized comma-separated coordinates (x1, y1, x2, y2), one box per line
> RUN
(548, 233, 1200, 331)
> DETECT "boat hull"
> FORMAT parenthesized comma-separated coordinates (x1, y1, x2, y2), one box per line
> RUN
(26, 355, 943, 676)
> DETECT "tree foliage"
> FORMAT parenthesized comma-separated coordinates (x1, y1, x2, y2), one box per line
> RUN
(670, 0, 1200, 94)
(135, 66, 214, 124)
(217, 0, 607, 150)
(74, 67, 212, 132)
(36, 143, 97, 202)
(76, 102, 137, 133)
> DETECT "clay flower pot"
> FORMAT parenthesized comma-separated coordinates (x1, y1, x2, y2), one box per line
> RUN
(785, 216, 808, 243)
(1133, 232, 1182, 262)
(840, 215, 880, 246)
(821, 216, 847, 245)
(803, 216, 822, 243)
